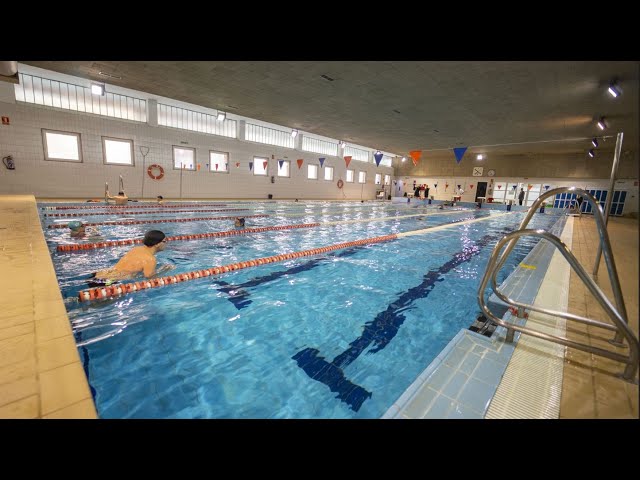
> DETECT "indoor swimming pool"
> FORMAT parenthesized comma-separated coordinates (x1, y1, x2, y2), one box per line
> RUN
(40, 201, 563, 418)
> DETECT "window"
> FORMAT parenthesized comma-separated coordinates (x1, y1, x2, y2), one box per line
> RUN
(384, 174, 391, 185)
(158, 104, 236, 138)
(307, 164, 318, 180)
(375, 173, 382, 185)
(344, 145, 369, 162)
(381, 155, 393, 167)
(42, 129, 82, 162)
(245, 124, 294, 149)
(277, 160, 290, 177)
(302, 136, 338, 156)
(18, 74, 146, 122)
(358, 171, 367, 183)
(173, 146, 196, 170)
(346, 169, 354, 182)
(209, 151, 229, 173)
(253, 156, 268, 176)
(102, 137, 134, 166)
(324, 166, 334, 181)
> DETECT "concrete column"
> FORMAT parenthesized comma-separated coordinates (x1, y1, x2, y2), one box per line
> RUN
(238, 120, 246, 140)
(147, 99, 158, 127)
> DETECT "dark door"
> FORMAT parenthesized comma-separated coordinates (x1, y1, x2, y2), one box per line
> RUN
(475, 182, 487, 201)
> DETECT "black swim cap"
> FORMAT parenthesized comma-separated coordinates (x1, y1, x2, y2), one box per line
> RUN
(144, 230, 166, 247)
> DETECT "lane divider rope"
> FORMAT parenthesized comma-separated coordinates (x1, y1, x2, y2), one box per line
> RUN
(78, 234, 397, 302)
(48, 214, 270, 229)
(45, 208, 250, 217)
(57, 223, 321, 252)
(42, 203, 231, 210)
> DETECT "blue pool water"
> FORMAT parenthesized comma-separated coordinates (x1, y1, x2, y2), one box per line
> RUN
(41, 201, 562, 418)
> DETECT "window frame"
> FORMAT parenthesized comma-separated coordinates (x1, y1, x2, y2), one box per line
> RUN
(307, 164, 319, 180)
(253, 156, 269, 176)
(384, 174, 391, 185)
(102, 136, 135, 167)
(375, 173, 382, 185)
(209, 150, 230, 174)
(346, 169, 355, 183)
(358, 171, 367, 184)
(172, 145, 196, 171)
(42, 128, 83, 163)
(324, 166, 334, 181)
(277, 160, 291, 178)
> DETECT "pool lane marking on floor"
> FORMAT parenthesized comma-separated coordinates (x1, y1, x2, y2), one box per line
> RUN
(292, 229, 512, 412)
(54, 209, 478, 250)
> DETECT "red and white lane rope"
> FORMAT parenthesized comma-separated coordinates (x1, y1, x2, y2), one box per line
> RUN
(57, 223, 321, 252)
(44, 208, 249, 217)
(77, 234, 397, 302)
(47, 214, 270, 229)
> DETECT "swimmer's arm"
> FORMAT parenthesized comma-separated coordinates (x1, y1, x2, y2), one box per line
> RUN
(143, 257, 157, 278)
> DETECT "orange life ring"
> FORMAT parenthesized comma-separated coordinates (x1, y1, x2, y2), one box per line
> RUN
(147, 164, 164, 180)
(337, 179, 344, 189)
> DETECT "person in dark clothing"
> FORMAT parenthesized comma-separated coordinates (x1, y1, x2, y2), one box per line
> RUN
(414, 186, 421, 198)
(425, 186, 430, 199)
(518, 188, 525, 206)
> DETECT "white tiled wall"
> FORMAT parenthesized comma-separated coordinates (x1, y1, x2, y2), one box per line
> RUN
(0, 90, 393, 200)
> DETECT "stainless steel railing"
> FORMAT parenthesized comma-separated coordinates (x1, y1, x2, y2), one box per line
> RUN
(477, 187, 638, 381)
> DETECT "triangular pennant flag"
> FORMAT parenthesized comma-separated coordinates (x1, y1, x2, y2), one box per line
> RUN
(544, 185, 550, 191)
(469, 184, 474, 189)
(235, 162, 240, 168)
(412, 158, 418, 166)
(512, 184, 517, 190)
(278, 160, 284, 169)
(197, 164, 201, 171)
(263, 161, 268, 171)
(434, 183, 438, 191)
(344, 156, 352, 168)
(453, 147, 468, 164)
(497, 184, 502, 190)
(527, 184, 533, 190)
(271, 154, 275, 159)
(373, 152, 383, 167)
(409, 150, 422, 163)
(215, 163, 218, 171)
(445, 183, 449, 191)
(249, 162, 253, 171)
(205, 164, 209, 169)
(297, 159, 304, 169)
(319, 158, 325, 168)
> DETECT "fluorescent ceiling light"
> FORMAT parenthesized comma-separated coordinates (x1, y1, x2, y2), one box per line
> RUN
(216, 111, 226, 121)
(291, 129, 298, 138)
(476, 154, 484, 160)
(91, 84, 105, 96)
(607, 84, 620, 98)
(588, 149, 595, 158)
(597, 118, 606, 130)
(592, 138, 599, 148)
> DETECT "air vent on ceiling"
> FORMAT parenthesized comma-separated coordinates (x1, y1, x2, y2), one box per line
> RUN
(98, 71, 122, 80)
(320, 74, 334, 82)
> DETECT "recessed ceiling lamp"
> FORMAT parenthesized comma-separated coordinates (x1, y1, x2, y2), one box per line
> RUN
(476, 154, 484, 160)
(607, 83, 621, 98)
(591, 138, 599, 148)
(291, 129, 298, 138)
(597, 117, 607, 130)
(216, 111, 226, 121)
(588, 149, 595, 158)
(91, 83, 105, 96)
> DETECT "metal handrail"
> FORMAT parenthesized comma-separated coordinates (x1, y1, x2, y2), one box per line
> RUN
(477, 187, 638, 381)
(492, 187, 629, 343)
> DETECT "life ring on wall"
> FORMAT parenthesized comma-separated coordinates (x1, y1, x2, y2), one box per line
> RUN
(337, 179, 344, 189)
(147, 164, 165, 180)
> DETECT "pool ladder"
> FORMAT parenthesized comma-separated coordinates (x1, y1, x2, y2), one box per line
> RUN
(477, 187, 639, 382)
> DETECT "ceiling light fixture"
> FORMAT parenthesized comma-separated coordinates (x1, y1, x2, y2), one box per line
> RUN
(291, 129, 298, 138)
(588, 149, 595, 158)
(91, 83, 105, 96)
(216, 111, 226, 121)
(597, 117, 607, 130)
(401, 157, 406, 162)
(592, 138, 599, 148)
(607, 83, 621, 98)
(476, 154, 484, 160)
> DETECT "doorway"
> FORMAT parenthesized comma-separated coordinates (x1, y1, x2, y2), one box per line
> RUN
(475, 182, 487, 202)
